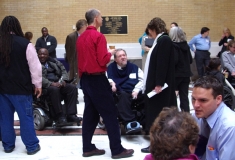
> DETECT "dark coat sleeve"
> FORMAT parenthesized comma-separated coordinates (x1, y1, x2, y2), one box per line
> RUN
(47, 36, 57, 54)
(35, 38, 42, 52)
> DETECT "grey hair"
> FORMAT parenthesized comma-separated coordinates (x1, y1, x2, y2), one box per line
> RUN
(85, 9, 100, 25)
(169, 27, 186, 42)
(114, 48, 127, 59)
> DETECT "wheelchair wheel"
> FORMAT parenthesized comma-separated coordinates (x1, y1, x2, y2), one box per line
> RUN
(98, 117, 105, 129)
(33, 110, 45, 130)
(223, 86, 235, 111)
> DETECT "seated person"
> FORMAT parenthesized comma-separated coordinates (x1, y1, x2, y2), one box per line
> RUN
(144, 107, 199, 160)
(222, 40, 235, 77)
(107, 48, 144, 134)
(205, 58, 225, 85)
(38, 48, 81, 126)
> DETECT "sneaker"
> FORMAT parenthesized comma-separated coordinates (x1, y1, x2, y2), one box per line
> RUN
(27, 144, 41, 155)
(125, 121, 141, 134)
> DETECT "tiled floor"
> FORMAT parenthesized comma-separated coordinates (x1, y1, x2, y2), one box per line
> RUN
(1, 88, 194, 159)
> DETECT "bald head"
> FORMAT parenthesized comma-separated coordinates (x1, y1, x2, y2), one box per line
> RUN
(38, 48, 49, 64)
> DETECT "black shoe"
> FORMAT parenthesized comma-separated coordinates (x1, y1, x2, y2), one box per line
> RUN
(111, 149, 134, 159)
(82, 148, 105, 157)
(141, 146, 150, 153)
(4, 146, 15, 153)
(56, 116, 67, 126)
(67, 114, 83, 122)
(27, 144, 41, 155)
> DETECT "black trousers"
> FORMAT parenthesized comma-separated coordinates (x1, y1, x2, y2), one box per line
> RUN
(195, 50, 210, 77)
(175, 77, 190, 112)
(80, 74, 124, 156)
(46, 83, 78, 115)
(116, 91, 144, 124)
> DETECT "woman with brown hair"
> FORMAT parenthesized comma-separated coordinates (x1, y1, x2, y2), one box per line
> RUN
(144, 107, 199, 160)
(141, 17, 177, 153)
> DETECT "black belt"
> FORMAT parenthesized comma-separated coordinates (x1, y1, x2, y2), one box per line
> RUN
(196, 49, 208, 52)
(83, 72, 105, 75)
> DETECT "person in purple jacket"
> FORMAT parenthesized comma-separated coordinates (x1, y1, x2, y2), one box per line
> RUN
(144, 107, 199, 160)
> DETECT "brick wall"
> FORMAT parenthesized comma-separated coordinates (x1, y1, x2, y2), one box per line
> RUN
(0, 0, 234, 44)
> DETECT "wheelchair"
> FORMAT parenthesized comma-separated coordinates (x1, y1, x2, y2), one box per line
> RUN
(98, 92, 145, 134)
(33, 79, 82, 130)
(224, 77, 235, 111)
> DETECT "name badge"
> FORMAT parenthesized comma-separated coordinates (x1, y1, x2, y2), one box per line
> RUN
(47, 42, 51, 46)
(129, 73, 136, 79)
(206, 40, 209, 43)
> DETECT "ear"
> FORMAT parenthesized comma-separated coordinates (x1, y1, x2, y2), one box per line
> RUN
(216, 95, 223, 105)
(188, 144, 196, 154)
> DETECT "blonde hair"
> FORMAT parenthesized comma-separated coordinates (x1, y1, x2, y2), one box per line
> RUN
(223, 27, 231, 36)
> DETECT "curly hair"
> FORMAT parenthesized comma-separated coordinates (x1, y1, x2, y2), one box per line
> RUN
(146, 17, 167, 35)
(150, 107, 199, 160)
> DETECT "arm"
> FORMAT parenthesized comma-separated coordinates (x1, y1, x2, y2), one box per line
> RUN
(47, 36, 57, 54)
(188, 36, 196, 52)
(222, 53, 235, 73)
(96, 34, 112, 66)
(217, 127, 235, 159)
(55, 59, 69, 81)
(219, 37, 225, 46)
(35, 38, 41, 52)
(141, 36, 150, 52)
(41, 66, 52, 88)
(65, 35, 71, 62)
(133, 68, 144, 93)
(26, 43, 42, 98)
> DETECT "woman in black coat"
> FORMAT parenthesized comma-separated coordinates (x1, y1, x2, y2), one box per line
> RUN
(218, 28, 234, 57)
(141, 17, 177, 153)
(169, 27, 193, 112)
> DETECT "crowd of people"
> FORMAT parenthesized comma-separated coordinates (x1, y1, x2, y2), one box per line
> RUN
(0, 8, 235, 160)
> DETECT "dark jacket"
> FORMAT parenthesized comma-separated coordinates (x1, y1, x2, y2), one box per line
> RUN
(0, 35, 32, 95)
(206, 70, 225, 85)
(42, 57, 69, 88)
(145, 33, 177, 132)
(173, 41, 193, 77)
(219, 35, 234, 53)
(35, 35, 57, 58)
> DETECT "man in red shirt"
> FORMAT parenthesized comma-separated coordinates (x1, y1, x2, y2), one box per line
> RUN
(76, 9, 134, 159)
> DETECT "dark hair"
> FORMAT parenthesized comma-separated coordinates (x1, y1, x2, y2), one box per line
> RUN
(76, 19, 87, 31)
(171, 22, 178, 27)
(25, 31, 33, 41)
(227, 40, 235, 50)
(146, 17, 167, 35)
(41, 27, 48, 32)
(194, 76, 223, 98)
(0, 16, 24, 67)
(150, 107, 199, 160)
(206, 58, 221, 72)
(85, 9, 100, 25)
(114, 48, 127, 59)
(201, 27, 210, 34)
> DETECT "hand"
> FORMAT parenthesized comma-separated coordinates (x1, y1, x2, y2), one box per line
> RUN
(221, 34, 225, 39)
(34, 88, 42, 98)
(144, 46, 150, 52)
(224, 43, 228, 46)
(51, 82, 62, 88)
(132, 91, 139, 99)
(154, 86, 162, 94)
(61, 81, 66, 87)
(108, 49, 116, 55)
(232, 72, 235, 77)
(111, 85, 117, 92)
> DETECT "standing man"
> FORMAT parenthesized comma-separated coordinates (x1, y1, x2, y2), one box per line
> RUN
(77, 9, 134, 159)
(188, 27, 211, 77)
(0, 16, 42, 155)
(192, 76, 235, 159)
(35, 27, 57, 58)
(65, 19, 87, 86)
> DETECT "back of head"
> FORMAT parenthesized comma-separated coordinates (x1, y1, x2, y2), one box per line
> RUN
(194, 76, 223, 98)
(169, 27, 186, 42)
(150, 107, 199, 160)
(227, 39, 235, 50)
(201, 27, 210, 34)
(25, 31, 33, 41)
(146, 17, 167, 35)
(205, 58, 221, 72)
(85, 9, 100, 25)
(76, 19, 87, 31)
(0, 16, 24, 66)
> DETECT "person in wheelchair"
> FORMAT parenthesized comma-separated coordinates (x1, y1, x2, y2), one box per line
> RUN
(222, 40, 235, 81)
(107, 48, 144, 134)
(38, 48, 81, 126)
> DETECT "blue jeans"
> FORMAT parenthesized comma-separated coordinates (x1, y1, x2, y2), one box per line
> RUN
(0, 94, 39, 152)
